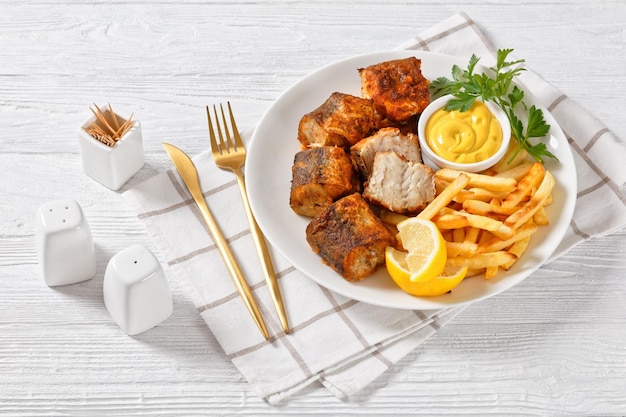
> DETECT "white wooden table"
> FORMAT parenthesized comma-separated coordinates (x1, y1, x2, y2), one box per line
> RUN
(1, 1, 625, 415)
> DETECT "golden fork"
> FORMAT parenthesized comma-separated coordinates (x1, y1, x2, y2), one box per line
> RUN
(207, 103, 290, 334)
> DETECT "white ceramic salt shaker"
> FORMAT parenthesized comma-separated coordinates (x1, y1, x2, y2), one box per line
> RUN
(77, 107, 144, 191)
(35, 199, 97, 286)
(103, 244, 173, 336)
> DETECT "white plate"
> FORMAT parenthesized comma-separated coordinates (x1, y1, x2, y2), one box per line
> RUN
(245, 50, 576, 310)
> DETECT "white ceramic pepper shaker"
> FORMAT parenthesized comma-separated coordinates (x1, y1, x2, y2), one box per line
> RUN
(103, 244, 173, 336)
(35, 199, 97, 286)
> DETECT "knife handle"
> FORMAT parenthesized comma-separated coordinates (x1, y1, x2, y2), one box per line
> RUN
(234, 172, 289, 334)
(194, 197, 270, 341)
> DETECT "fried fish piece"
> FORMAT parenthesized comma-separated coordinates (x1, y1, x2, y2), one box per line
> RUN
(359, 57, 430, 122)
(350, 127, 422, 180)
(363, 151, 436, 215)
(290, 146, 360, 218)
(297, 92, 377, 148)
(306, 193, 395, 282)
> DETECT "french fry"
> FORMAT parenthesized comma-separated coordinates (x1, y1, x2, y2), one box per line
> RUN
(504, 171, 555, 229)
(417, 173, 470, 221)
(491, 141, 530, 172)
(501, 236, 532, 270)
(452, 227, 465, 243)
(446, 241, 478, 257)
(454, 187, 509, 203)
(434, 177, 450, 195)
(433, 213, 470, 229)
(477, 221, 538, 253)
(446, 251, 517, 269)
(465, 268, 486, 278)
(448, 201, 464, 211)
(477, 229, 493, 245)
(494, 161, 534, 180)
(464, 227, 480, 244)
(441, 207, 515, 240)
(462, 199, 520, 217)
(544, 192, 553, 206)
(502, 162, 545, 208)
(484, 265, 500, 280)
(436, 168, 518, 192)
(442, 264, 472, 277)
(533, 205, 549, 225)
(380, 209, 409, 226)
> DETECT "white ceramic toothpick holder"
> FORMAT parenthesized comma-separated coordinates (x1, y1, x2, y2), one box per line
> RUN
(103, 244, 173, 336)
(35, 199, 97, 287)
(77, 107, 144, 191)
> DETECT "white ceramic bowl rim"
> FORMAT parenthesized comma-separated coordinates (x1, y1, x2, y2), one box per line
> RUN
(417, 94, 511, 172)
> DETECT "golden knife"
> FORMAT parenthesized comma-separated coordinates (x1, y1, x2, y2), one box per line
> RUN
(162, 142, 269, 341)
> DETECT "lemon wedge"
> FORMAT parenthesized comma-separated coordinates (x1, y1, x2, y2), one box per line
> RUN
(385, 246, 468, 296)
(396, 217, 447, 282)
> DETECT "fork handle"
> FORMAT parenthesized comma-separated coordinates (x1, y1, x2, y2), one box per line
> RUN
(194, 196, 270, 340)
(234, 170, 290, 334)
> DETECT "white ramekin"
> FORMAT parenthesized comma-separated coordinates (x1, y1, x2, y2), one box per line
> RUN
(417, 94, 511, 173)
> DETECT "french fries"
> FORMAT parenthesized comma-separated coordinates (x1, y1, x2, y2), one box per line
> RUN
(494, 161, 534, 180)
(382, 154, 555, 282)
(417, 173, 470, 220)
(502, 162, 545, 208)
(435, 169, 518, 193)
(447, 251, 517, 269)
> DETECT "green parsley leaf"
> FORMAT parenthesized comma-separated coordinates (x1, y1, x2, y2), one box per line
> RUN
(526, 105, 551, 138)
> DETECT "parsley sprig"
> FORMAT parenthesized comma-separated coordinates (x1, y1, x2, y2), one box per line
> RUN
(429, 49, 557, 164)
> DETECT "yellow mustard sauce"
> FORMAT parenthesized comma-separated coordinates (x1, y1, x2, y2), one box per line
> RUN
(425, 100, 503, 164)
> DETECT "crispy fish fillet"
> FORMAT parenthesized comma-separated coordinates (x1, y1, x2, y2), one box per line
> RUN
(358, 57, 430, 122)
(363, 151, 436, 214)
(350, 127, 422, 180)
(290, 146, 360, 218)
(306, 193, 395, 282)
(297, 92, 377, 148)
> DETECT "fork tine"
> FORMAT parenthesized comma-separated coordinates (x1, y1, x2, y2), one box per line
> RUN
(213, 105, 225, 153)
(206, 105, 220, 155)
(215, 104, 235, 153)
(227, 102, 244, 151)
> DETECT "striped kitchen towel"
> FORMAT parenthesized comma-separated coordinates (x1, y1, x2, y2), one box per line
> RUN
(123, 12, 626, 404)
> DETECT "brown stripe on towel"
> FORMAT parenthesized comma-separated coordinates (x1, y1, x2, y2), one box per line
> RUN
(460, 12, 498, 57)
(137, 171, 237, 219)
(548, 94, 567, 112)
(167, 230, 250, 266)
(428, 315, 442, 331)
(286, 299, 359, 335)
(406, 18, 472, 51)
(570, 218, 591, 240)
(566, 132, 626, 206)
(577, 178, 611, 199)
(584, 127, 610, 153)
(196, 265, 294, 313)
(319, 287, 393, 368)
(168, 169, 211, 231)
